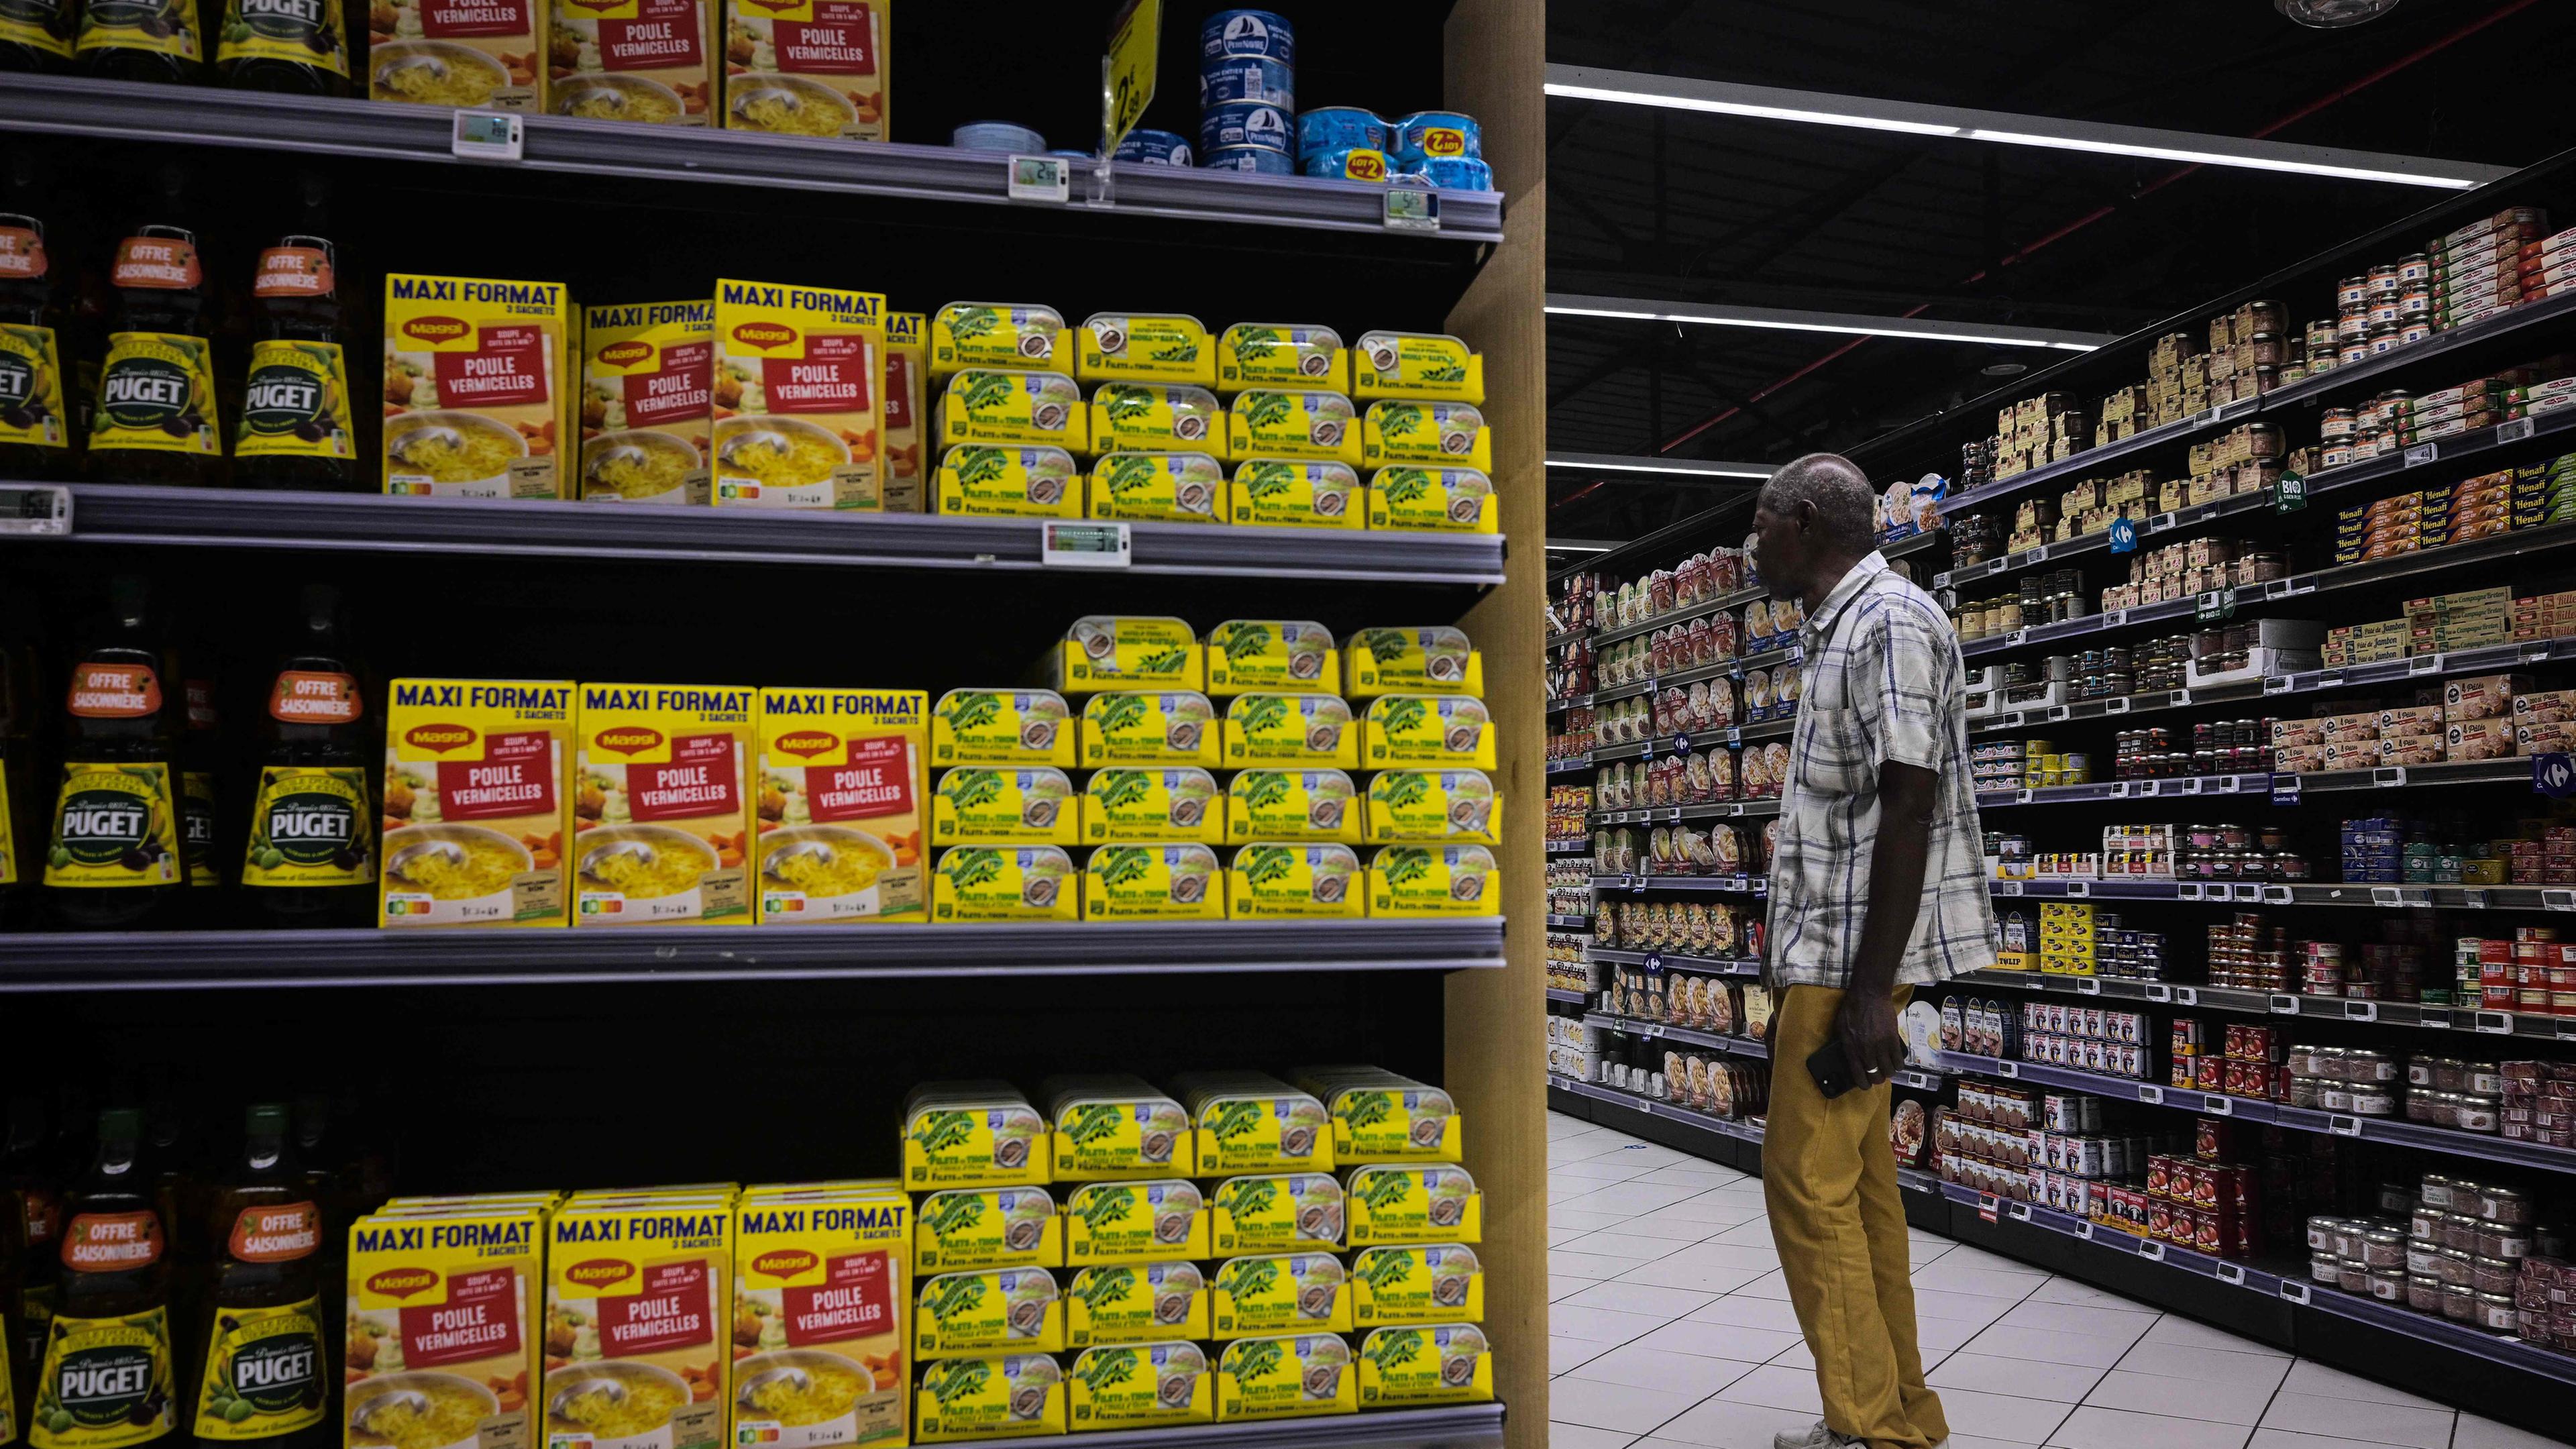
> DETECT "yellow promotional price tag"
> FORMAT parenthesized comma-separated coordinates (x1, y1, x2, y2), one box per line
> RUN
(1104, 0, 1163, 152)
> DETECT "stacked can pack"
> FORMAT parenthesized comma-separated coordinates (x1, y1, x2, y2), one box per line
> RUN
(1199, 9, 1296, 175)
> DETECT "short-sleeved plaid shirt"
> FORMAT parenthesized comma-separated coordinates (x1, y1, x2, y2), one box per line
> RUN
(1765, 551, 1996, 991)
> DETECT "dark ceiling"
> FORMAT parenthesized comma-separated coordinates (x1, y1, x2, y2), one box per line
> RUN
(1545, 0, 2576, 544)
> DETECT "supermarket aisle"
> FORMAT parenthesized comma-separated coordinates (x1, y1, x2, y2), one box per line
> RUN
(1544, 1112, 2564, 1449)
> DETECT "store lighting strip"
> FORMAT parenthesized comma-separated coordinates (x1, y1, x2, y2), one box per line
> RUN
(1545, 295, 2115, 351)
(1546, 452, 1774, 480)
(1544, 64, 2513, 191)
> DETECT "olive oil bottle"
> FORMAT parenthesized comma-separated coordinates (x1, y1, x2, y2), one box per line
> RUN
(182, 1106, 325, 1449)
(0, 0, 78, 72)
(89, 171, 221, 487)
(231, 179, 356, 492)
(0, 154, 74, 478)
(31, 1108, 176, 1449)
(76, 0, 209, 82)
(241, 586, 371, 928)
(41, 574, 184, 930)
(213, 0, 341, 93)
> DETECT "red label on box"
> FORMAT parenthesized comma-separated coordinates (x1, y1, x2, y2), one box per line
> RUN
(782, 1250, 892, 1345)
(597, 1260, 714, 1356)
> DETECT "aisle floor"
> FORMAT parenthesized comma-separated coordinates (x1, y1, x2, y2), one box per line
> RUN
(1546, 1112, 2567, 1449)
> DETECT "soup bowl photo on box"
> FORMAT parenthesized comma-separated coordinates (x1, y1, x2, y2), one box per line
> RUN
(347, 1370, 500, 1449)
(759, 824, 897, 917)
(385, 409, 527, 495)
(731, 1348, 879, 1449)
(575, 823, 720, 922)
(544, 1360, 693, 1449)
(382, 824, 534, 926)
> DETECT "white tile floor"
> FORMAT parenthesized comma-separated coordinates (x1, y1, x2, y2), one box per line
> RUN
(1546, 1112, 2569, 1449)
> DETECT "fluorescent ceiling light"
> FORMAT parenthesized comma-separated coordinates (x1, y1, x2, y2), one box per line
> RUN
(1546, 453, 1772, 479)
(1546, 540, 1621, 553)
(1544, 66, 2506, 191)
(1544, 297, 2110, 351)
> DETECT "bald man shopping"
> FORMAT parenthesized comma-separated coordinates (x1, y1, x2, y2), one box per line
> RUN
(1750, 454, 1995, 1449)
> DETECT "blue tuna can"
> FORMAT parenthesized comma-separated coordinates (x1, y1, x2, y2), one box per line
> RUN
(1297, 105, 1387, 157)
(1201, 9, 1293, 64)
(1393, 154, 1495, 191)
(1393, 109, 1483, 161)
(1199, 54, 1294, 109)
(1200, 101, 1293, 155)
(1201, 145, 1296, 176)
(1301, 147, 1389, 182)
(1112, 129, 1195, 167)
(953, 121, 1046, 154)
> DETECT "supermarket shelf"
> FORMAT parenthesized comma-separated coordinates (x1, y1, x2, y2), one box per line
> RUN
(2296, 1279, 2576, 1386)
(1590, 800, 1782, 827)
(1585, 529, 1943, 648)
(0, 75, 1508, 245)
(1547, 841, 1594, 856)
(1987, 878, 2576, 911)
(1587, 949, 1763, 977)
(1934, 1050, 2576, 1173)
(1590, 722, 1792, 761)
(1544, 914, 1593, 928)
(1585, 1011, 1771, 1059)
(0, 919, 1509, 991)
(1590, 873, 1769, 895)
(1546, 987, 1591, 1005)
(1935, 400, 2263, 521)
(1969, 637, 2576, 736)
(1547, 755, 1595, 777)
(1951, 968, 2576, 1041)
(938, 1406, 1505, 1449)
(1931, 1179, 2290, 1293)
(1546, 1075, 1767, 1143)
(1591, 656, 1737, 706)
(2265, 290, 2576, 411)
(1974, 757, 2531, 810)
(19, 484, 1509, 586)
(1549, 629, 1587, 650)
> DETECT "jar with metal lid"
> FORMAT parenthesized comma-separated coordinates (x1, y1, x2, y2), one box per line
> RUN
(2464, 1061, 2502, 1095)
(2407, 1091, 2445, 1125)
(2436, 1246, 2475, 1285)
(2360, 1226, 2406, 1268)
(2410, 1203, 2442, 1239)
(2306, 1214, 2342, 1251)
(2471, 1254, 2519, 1295)
(2440, 1214, 2483, 1252)
(2406, 1274, 2443, 1312)
(2442, 1281, 2479, 1322)
(2338, 276, 2371, 308)
(2351, 1085, 2398, 1117)
(2289, 1075, 2322, 1108)
(2339, 340, 2371, 366)
(2320, 1083, 2353, 1113)
(2477, 1185, 2532, 1224)
(2246, 330, 2286, 366)
(2367, 292, 2404, 326)
(2308, 1252, 2342, 1285)
(2396, 254, 2430, 284)
(2347, 1049, 2397, 1083)
(2365, 1268, 2405, 1302)
(2336, 1258, 2370, 1294)
(2369, 263, 2402, 293)
(2478, 1224, 2532, 1261)
(2455, 1093, 2500, 1133)
(2410, 1056, 2447, 1088)
(2421, 1173, 2459, 1209)
(2399, 319, 2433, 345)
(2406, 1239, 2445, 1277)
(2477, 1291, 2519, 1333)
(2369, 324, 2402, 356)
(2288, 1044, 2321, 1076)
(2398, 288, 2430, 318)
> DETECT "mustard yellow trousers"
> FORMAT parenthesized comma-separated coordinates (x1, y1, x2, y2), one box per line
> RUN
(1762, 984, 1948, 1449)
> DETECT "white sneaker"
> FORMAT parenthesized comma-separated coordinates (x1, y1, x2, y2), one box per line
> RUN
(1772, 1422, 1839, 1449)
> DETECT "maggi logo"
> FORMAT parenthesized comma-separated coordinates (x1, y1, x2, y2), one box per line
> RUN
(774, 731, 839, 758)
(366, 1267, 437, 1299)
(751, 1249, 818, 1277)
(401, 316, 471, 345)
(594, 727, 663, 755)
(596, 339, 655, 368)
(406, 723, 476, 751)
(733, 321, 797, 350)
(566, 1258, 635, 1289)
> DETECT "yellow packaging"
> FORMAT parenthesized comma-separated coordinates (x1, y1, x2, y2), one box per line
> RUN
(1364, 768, 1497, 845)
(1086, 451, 1228, 523)
(1224, 769, 1360, 845)
(1046, 616, 1201, 694)
(1061, 1181, 1207, 1265)
(1074, 314, 1214, 386)
(1214, 1335, 1353, 1421)
(934, 444, 1081, 517)
(929, 305, 1065, 378)
(1042, 1077, 1194, 1181)
(1208, 1255, 1348, 1339)
(1175, 1074, 1333, 1174)
(1344, 627, 1483, 697)
(1222, 843, 1364, 919)
(368, 0, 537, 111)
(1082, 768, 1220, 845)
(0, 301, 70, 457)
(721, 0, 890, 141)
(753, 688, 926, 923)
(574, 683, 754, 925)
(1203, 621, 1336, 696)
(1063, 1265, 1205, 1348)
(935, 370, 1089, 451)
(913, 1188, 1061, 1274)
(1079, 693, 1219, 767)
(1230, 459, 1362, 528)
(1356, 1324, 1491, 1407)
(1081, 843, 1224, 920)
(1366, 844, 1497, 918)
(549, 0, 714, 124)
(543, 1202, 732, 1449)
(930, 688, 1075, 768)
(31, 1301, 172, 1449)
(712, 278, 887, 511)
(1225, 389, 1358, 466)
(580, 300, 714, 503)
(933, 767, 1081, 846)
(912, 1354, 1063, 1442)
(1207, 1174, 1343, 1254)
(731, 1186, 910, 1448)
(1350, 1244, 1480, 1325)
(881, 311, 926, 510)
(1351, 331, 1485, 404)
(1302, 1070, 1462, 1166)
(1360, 401, 1491, 472)
(1066, 1343, 1210, 1430)
(1087, 385, 1224, 455)
(902, 1083, 1050, 1189)
(380, 678, 576, 928)
(1363, 694, 1495, 769)
(914, 1269, 1063, 1358)
(1367, 466, 1496, 533)
(931, 845, 1081, 922)
(1222, 694, 1356, 769)
(1344, 1164, 1481, 1244)
(1214, 325, 1347, 396)
(343, 1205, 543, 1449)
(382, 274, 572, 498)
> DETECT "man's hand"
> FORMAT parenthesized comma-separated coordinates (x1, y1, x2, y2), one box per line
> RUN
(1836, 988, 1907, 1086)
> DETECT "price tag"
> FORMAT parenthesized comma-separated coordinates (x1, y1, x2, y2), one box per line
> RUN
(1383, 188, 1442, 231)
(2139, 1240, 2166, 1261)
(2418, 1009, 2453, 1030)
(2204, 1095, 2233, 1116)
(1042, 520, 1131, 567)
(2076, 1221, 2094, 1240)
(2182, 777, 2204, 795)
(2463, 889, 2487, 910)
(1978, 1193, 2000, 1223)
(2108, 782, 2131, 798)
(2008, 629, 2028, 647)
(2102, 608, 2128, 630)
(2345, 1000, 2383, 1024)
(2328, 1115, 2362, 1136)
(2171, 689, 2192, 706)
(0, 482, 70, 536)
(2149, 513, 2177, 531)
(2076, 975, 2101, 994)
(2371, 887, 2401, 907)
(2271, 773, 2302, 808)
(2045, 705, 2072, 722)
(2408, 654, 2445, 676)
(2144, 984, 2172, 1002)
(2560, 1019, 2576, 1040)
(1995, 881, 2023, 896)
(2274, 472, 2306, 514)
(2319, 671, 2345, 688)
(2175, 987, 2199, 1005)
(2404, 442, 2438, 468)
(1995, 1061, 2019, 1077)
(2007, 1203, 2033, 1222)
(2280, 1281, 2312, 1304)
(2216, 1263, 2247, 1285)
(2138, 1085, 2164, 1105)
(1102, 0, 1163, 151)
(2264, 676, 2294, 695)
(1008, 154, 1073, 203)
(2001, 711, 2026, 729)
(2106, 696, 2131, 714)
(2498, 417, 2537, 443)
(451, 111, 524, 160)
(2544, 888, 2576, 912)
(2068, 881, 2091, 898)
(2269, 994, 2299, 1015)
(1724, 727, 1742, 745)
(2196, 591, 2235, 622)
(2139, 780, 2161, 796)
(2474, 1011, 2514, 1034)
(2263, 885, 2292, 905)
(2178, 883, 2204, 900)
(2375, 765, 2411, 787)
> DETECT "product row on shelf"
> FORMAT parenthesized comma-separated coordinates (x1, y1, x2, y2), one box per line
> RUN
(1544, 1014, 1772, 1124)
(0, 593, 1501, 931)
(0, 1067, 1490, 1449)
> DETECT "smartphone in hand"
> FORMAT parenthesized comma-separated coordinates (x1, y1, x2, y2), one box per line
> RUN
(1807, 1036, 1860, 1099)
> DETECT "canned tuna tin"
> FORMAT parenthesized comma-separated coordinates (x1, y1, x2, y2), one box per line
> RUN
(954, 121, 1046, 154)
(1201, 8, 1294, 64)
(1395, 155, 1494, 192)
(1303, 148, 1388, 182)
(1394, 110, 1483, 161)
(1202, 101, 1293, 154)
(1201, 54, 1293, 109)
(1202, 145, 1296, 176)
(1112, 129, 1194, 167)
(1299, 106, 1389, 156)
